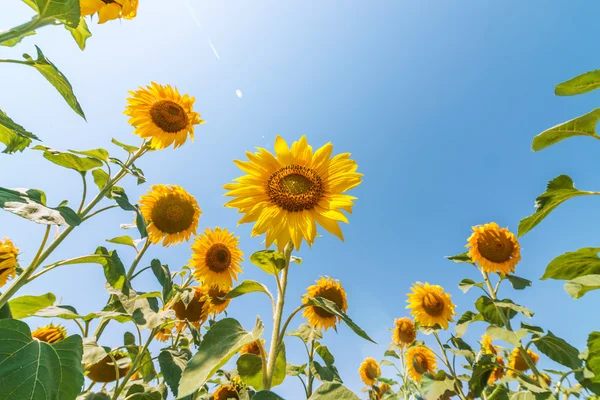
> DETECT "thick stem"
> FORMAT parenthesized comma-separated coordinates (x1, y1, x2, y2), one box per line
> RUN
(77, 173, 87, 214)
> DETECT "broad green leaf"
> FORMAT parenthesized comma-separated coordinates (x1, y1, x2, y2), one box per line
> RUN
(177, 317, 264, 398)
(0, 108, 38, 153)
(95, 247, 128, 292)
(253, 392, 285, 400)
(0, 187, 81, 226)
(0, 301, 12, 319)
(316, 344, 335, 366)
(542, 248, 600, 281)
(23, 0, 80, 27)
(82, 338, 108, 365)
(0, 30, 35, 47)
(52, 335, 85, 400)
(91, 169, 112, 197)
(485, 325, 527, 347)
(458, 278, 483, 294)
(125, 384, 163, 400)
(310, 361, 342, 383)
(237, 353, 263, 389)
(105, 286, 172, 330)
(151, 259, 173, 302)
(586, 332, 600, 385)
(533, 331, 581, 369)
(555, 70, 600, 96)
(111, 138, 139, 153)
(450, 336, 475, 364)
(511, 393, 536, 400)
(475, 297, 517, 325)
(225, 280, 272, 300)
(306, 297, 375, 343)
(43, 254, 108, 270)
(250, 250, 287, 274)
(272, 342, 287, 387)
(286, 363, 307, 377)
(111, 187, 148, 238)
(469, 354, 495, 397)
(519, 175, 597, 236)
(308, 383, 360, 400)
(35, 305, 81, 320)
(69, 148, 109, 163)
(532, 109, 600, 151)
(446, 252, 472, 263)
(421, 371, 457, 400)
(521, 322, 544, 334)
(107, 235, 137, 249)
(455, 311, 484, 337)
(23, 46, 85, 118)
(564, 275, 600, 299)
(158, 349, 191, 397)
(286, 323, 322, 344)
(33, 145, 102, 172)
(506, 275, 532, 290)
(494, 301, 534, 318)
(8, 292, 56, 319)
(65, 17, 91, 50)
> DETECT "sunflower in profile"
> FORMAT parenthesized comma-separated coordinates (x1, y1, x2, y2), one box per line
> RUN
(125, 82, 203, 149)
(190, 228, 243, 288)
(302, 277, 348, 331)
(406, 282, 455, 330)
(481, 335, 497, 355)
(239, 339, 265, 356)
(80, 0, 138, 24)
(359, 358, 381, 386)
(0, 238, 18, 287)
(213, 376, 244, 400)
(406, 346, 437, 382)
(488, 356, 505, 384)
(86, 351, 131, 383)
(139, 184, 201, 246)
(206, 284, 232, 315)
(223, 135, 363, 251)
(171, 286, 212, 330)
(32, 324, 67, 344)
(392, 317, 417, 348)
(467, 222, 521, 274)
(508, 348, 539, 377)
(374, 382, 392, 399)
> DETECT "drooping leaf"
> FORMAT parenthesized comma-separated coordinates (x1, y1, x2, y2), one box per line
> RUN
(518, 175, 596, 237)
(542, 248, 600, 281)
(506, 275, 532, 290)
(533, 331, 581, 369)
(564, 275, 600, 299)
(95, 247, 128, 293)
(421, 370, 457, 400)
(158, 349, 191, 397)
(0, 109, 38, 154)
(8, 292, 56, 319)
(475, 297, 517, 325)
(458, 278, 483, 294)
(225, 280, 272, 300)
(521, 322, 544, 334)
(446, 252, 473, 263)
(455, 311, 484, 337)
(286, 363, 307, 377)
(250, 250, 287, 275)
(286, 323, 322, 344)
(22, 0, 81, 27)
(23, 46, 85, 118)
(555, 70, 600, 96)
(65, 17, 91, 50)
(106, 235, 137, 250)
(111, 187, 147, 238)
(68, 148, 109, 163)
(308, 383, 360, 400)
(0, 187, 81, 226)
(305, 297, 375, 343)
(150, 259, 173, 302)
(316, 344, 335, 366)
(310, 361, 342, 383)
(494, 301, 534, 318)
(532, 109, 600, 151)
(469, 354, 495, 397)
(487, 384, 510, 400)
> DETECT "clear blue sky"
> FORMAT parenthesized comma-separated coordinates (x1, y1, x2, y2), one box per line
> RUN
(1, 1, 600, 398)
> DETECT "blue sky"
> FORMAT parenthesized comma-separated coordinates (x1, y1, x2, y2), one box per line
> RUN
(2, 1, 600, 398)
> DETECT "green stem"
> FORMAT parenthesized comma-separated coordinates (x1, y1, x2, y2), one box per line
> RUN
(29, 254, 110, 281)
(279, 304, 307, 339)
(306, 338, 315, 398)
(433, 332, 467, 400)
(130, 265, 151, 280)
(112, 328, 157, 400)
(77, 173, 87, 214)
(81, 205, 119, 222)
(0, 17, 54, 45)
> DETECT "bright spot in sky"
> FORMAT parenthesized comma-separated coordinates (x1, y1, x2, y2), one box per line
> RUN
(236, 89, 243, 98)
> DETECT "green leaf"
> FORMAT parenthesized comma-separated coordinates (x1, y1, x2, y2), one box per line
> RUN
(225, 280, 272, 300)
(33, 145, 103, 172)
(0, 108, 38, 153)
(0, 30, 35, 47)
(151, 259, 173, 302)
(565, 275, 600, 299)
(106, 235, 137, 250)
(506, 275, 532, 290)
(485, 325, 527, 347)
(8, 292, 56, 319)
(111, 187, 148, 238)
(446, 252, 473, 263)
(82, 338, 108, 365)
(521, 322, 544, 334)
(69, 148, 109, 163)
(455, 311, 484, 337)
(105, 286, 172, 330)
(533, 331, 581, 369)
(158, 349, 191, 398)
(487, 385, 510, 400)
(308, 383, 360, 400)
(310, 361, 342, 383)
(65, 17, 91, 50)
(494, 301, 534, 318)
(305, 297, 375, 343)
(91, 169, 111, 196)
(469, 354, 495, 397)
(76, 393, 111, 400)
(250, 250, 287, 275)
(95, 247, 128, 293)
(384, 349, 400, 359)
(111, 138, 139, 153)
(0, 319, 84, 400)
(519, 175, 596, 236)
(126, 347, 156, 383)
(237, 354, 263, 390)
(0, 187, 81, 226)
(532, 108, 600, 151)
(458, 278, 483, 294)
(23, 46, 85, 118)
(0, 301, 12, 319)
(421, 371, 457, 400)
(286, 323, 322, 344)
(555, 70, 600, 96)
(316, 344, 335, 366)
(23, 0, 80, 27)
(177, 317, 264, 398)
(475, 297, 517, 325)
(272, 342, 287, 387)
(253, 391, 285, 400)
(125, 384, 164, 400)
(542, 248, 600, 281)
(586, 332, 600, 384)
(286, 363, 307, 377)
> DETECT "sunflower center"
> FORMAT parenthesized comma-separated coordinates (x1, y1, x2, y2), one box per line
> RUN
(267, 165, 324, 212)
(206, 244, 232, 272)
(422, 292, 445, 317)
(173, 292, 209, 322)
(151, 195, 196, 234)
(216, 387, 239, 400)
(365, 363, 379, 379)
(397, 325, 415, 343)
(313, 287, 345, 318)
(477, 230, 514, 263)
(150, 100, 189, 133)
(413, 353, 429, 374)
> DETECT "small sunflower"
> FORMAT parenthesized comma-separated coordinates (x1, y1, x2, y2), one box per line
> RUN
(481, 335, 497, 355)
(508, 348, 539, 377)
(171, 286, 212, 329)
(86, 351, 131, 383)
(374, 382, 392, 399)
(206, 284, 232, 315)
(239, 340, 265, 356)
(224, 135, 363, 251)
(213, 377, 244, 400)
(80, 0, 138, 24)
(359, 358, 381, 386)
(406, 282, 455, 330)
(190, 228, 243, 288)
(125, 82, 203, 150)
(406, 345, 437, 382)
(302, 277, 348, 331)
(488, 356, 505, 384)
(139, 184, 201, 246)
(0, 238, 18, 287)
(392, 317, 417, 348)
(467, 222, 521, 274)
(32, 324, 67, 344)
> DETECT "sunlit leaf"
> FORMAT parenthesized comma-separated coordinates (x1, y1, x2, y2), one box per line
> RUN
(22, 0, 80, 27)
(455, 311, 484, 337)
(65, 17, 91, 50)
(555, 70, 600, 96)
(0, 187, 81, 226)
(250, 250, 287, 275)
(308, 383, 360, 400)
(485, 325, 527, 347)
(225, 280, 272, 300)
(533, 331, 582, 370)
(532, 109, 600, 151)
(0, 30, 35, 47)
(286, 323, 322, 344)
(421, 370, 457, 400)
(564, 274, 600, 299)
(542, 247, 600, 281)
(8, 292, 56, 319)
(446, 252, 472, 263)
(33, 145, 103, 172)
(0, 108, 38, 154)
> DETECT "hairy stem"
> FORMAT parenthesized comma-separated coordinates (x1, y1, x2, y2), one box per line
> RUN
(433, 332, 468, 400)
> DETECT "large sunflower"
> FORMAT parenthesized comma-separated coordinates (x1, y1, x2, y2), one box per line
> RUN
(488, 356, 505, 384)
(125, 82, 203, 149)
(302, 277, 348, 331)
(223, 135, 362, 251)
(80, 0, 138, 23)
(481, 335, 497, 355)
(406, 282, 455, 330)
(0, 238, 18, 287)
(406, 345, 437, 382)
(206, 284, 232, 315)
(32, 324, 67, 344)
(139, 184, 201, 246)
(467, 222, 521, 274)
(86, 351, 131, 383)
(359, 357, 381, 386)
(508, 348, 539, 377)
(190, 227, 243, 288)
(171, 286, 212, 329)
(392, 317, 417, 348)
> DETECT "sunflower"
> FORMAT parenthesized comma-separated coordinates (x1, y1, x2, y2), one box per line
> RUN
(171, 286, 212, 329)
(406, 282, 455, 330)
(80, 0, 138, 23)
(531, 373, 552, 387)
(139, 184, 201, 246)
(488, 356, 505, 384)
(406, 346, 437, 382)
(32, 324, 67, 344)
(223, 135, 363, 251)
(359, 358, 381, 386)
(0, 238, 18, 287)
(467, 222, 521, 274)
(302, 277, 348, 330)
(481, 335, 497, 355)
(125, 82, 203, 149)
(374, 382, 392, 399)
(86, 351, 131, 383)
(190, 228, 243, 288)
(155, 326, 173, 342)
(213, 377, 244, 400)
(508, 348, 539, 377)
(239, 339, 265, 356)
(392, 317, 417, 348)
(205, 284, 232, 315)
